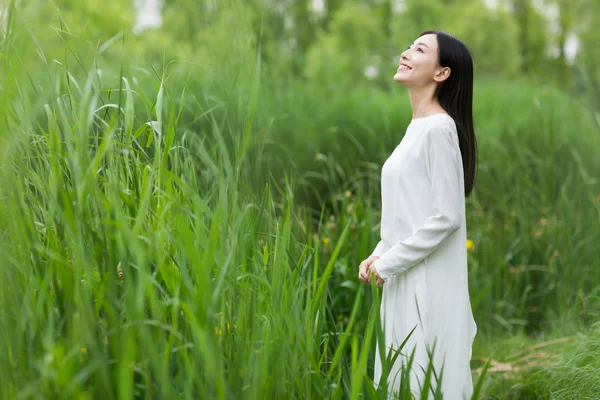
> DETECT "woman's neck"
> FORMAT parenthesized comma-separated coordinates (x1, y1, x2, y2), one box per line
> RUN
(407, 85, 446, 119)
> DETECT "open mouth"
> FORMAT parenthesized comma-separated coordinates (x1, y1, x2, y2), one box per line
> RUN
(398, 63, 412, 71)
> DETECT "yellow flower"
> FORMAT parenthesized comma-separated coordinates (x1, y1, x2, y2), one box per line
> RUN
(322, 237, 330, 245)
(466, 239, 475, 252)
(215, 327, 222, 336)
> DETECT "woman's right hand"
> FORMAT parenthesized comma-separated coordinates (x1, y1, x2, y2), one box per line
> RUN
(358, 256, 380, 284)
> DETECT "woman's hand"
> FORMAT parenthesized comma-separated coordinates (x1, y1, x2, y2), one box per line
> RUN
(358, 256, 377, 283)
(359, 256, 384, 286)
(369, 265, 385, 286)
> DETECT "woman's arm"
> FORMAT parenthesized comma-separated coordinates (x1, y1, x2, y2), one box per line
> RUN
(369, 240, 387, 258)
(372, 123, 463, 281)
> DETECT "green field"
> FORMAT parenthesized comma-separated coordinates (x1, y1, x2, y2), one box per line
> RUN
(1, 1, 599, 399)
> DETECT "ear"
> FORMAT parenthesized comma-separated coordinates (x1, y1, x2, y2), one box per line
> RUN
(433, 67, 451, 83)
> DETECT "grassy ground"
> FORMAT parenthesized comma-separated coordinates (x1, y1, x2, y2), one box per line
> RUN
(474, 323, 600, 399)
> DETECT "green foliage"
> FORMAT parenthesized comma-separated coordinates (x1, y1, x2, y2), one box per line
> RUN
(305, 2, 387, 88)
(511, 0, 551, 77)
(445, 1, 521, 77)
(1, 1, 600, 398)
(391, 0, 445, 45)
(574, 1, 600, 109)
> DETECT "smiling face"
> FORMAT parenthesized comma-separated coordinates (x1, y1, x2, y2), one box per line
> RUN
(393, 33, 450, 88)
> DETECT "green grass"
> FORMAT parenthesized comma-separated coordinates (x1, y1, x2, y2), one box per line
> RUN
(1, 3, 599, 399)
(0, 65, 489, 399)
(473, 322, 600, 399)
(0, 35, 476, 397)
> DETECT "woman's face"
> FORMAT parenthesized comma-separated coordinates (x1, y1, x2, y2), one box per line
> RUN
(393, 33, 448, 87)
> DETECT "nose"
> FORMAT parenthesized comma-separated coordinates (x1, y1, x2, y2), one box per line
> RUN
(400, 50, 410, 62)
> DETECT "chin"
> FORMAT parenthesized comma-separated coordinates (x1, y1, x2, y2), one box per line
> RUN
(393, 73, 407, 83)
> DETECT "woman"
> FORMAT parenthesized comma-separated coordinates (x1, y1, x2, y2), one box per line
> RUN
(358, 30, 478, 399)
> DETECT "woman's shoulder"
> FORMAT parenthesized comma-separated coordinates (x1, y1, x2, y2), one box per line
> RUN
(406, 113, 457, 147)
(410, 113, 456, 138)
(421, 114, 459, 147)
(410, 113, 455, 130)
(426, 113, 455, 128)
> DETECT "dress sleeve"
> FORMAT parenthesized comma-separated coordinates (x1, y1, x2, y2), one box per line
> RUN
(372, 122, 463, 281)
(369, 240, 387, 258)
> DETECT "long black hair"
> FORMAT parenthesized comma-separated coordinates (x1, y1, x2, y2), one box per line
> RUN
(420, 30, 478, 198)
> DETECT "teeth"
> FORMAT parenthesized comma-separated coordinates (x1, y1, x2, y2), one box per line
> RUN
(399, 65, 410, 70)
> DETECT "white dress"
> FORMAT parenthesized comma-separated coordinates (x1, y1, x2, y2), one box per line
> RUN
(370, 113, 477, 399)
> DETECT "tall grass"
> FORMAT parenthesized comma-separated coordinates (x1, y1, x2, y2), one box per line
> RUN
(0, 14, 493, 398)
(1, 2, 599, 398)
(0, 56, 492, 400)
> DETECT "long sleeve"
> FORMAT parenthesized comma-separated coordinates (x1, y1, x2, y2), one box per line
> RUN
(369, 240, 387, 258)
(372, 123, 463, 281)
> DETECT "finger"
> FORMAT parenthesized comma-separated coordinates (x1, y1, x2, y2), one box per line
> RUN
(366, 257, 378, 270)
(359, 264, 368, 282)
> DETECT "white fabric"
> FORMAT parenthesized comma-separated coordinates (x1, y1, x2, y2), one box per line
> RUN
(370, 113, 477, 399)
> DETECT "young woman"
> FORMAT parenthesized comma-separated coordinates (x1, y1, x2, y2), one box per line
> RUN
(358, 31, 478, 399)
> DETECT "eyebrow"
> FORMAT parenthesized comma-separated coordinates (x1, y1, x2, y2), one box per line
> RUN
(411, 42, 430, 48)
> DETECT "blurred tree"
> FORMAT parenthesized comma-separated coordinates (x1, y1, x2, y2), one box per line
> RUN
(219, 0, 286, 68)
(511, 0, 549, 77)
(392, 0, 445, 43)
(161, 0, 207, 41)
(445, 1, 521, 77)
(324, 0, 343, 31)
(373, 0, 395, 72)
(376, 0, 393, 42)
(290, 0, 316, 74)
(305, 2, 386, 88)
(574, 0, 600, 109)
(552, 0, 578, 88)
(545, 0, 594, 90)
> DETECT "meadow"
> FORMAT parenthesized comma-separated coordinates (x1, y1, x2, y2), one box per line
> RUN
(1, 2, 600, 399)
